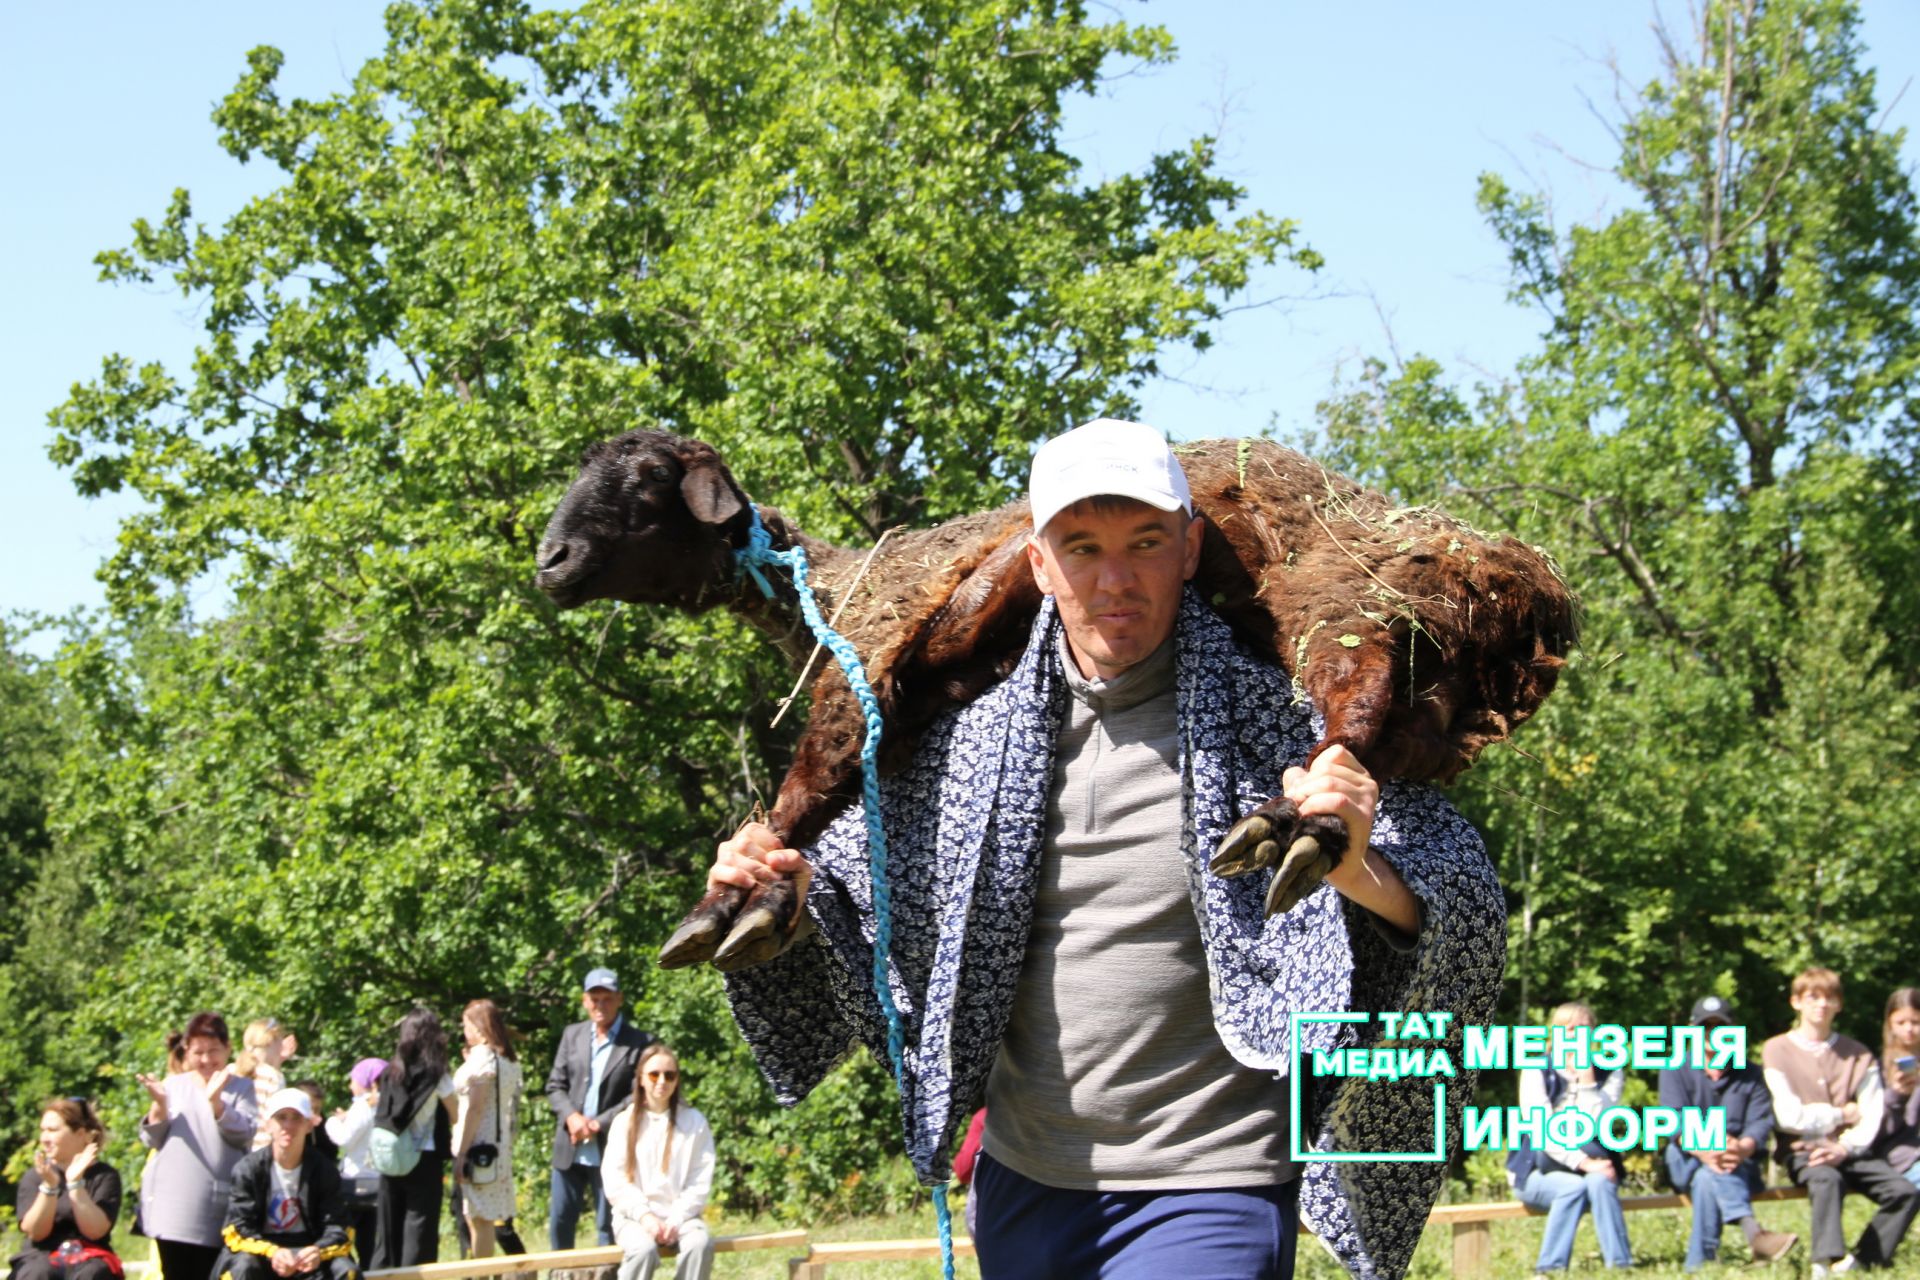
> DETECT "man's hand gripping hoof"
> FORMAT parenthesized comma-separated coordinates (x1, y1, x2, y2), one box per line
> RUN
(1210, 799, 1349, 917)
(658, 821, 812, 972)
(1207, 744, 1379, 919)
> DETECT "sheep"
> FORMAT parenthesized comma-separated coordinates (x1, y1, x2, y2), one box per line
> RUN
(535, 429, 1575, 969)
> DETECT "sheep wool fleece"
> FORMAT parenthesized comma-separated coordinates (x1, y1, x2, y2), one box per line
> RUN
(724, 587, 1508, 1280)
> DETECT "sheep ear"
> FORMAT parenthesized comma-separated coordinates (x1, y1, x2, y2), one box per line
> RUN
(681, 457, 743, 526)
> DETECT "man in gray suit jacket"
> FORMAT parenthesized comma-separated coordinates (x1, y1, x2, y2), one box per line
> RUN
(545, 967, 653, 1249)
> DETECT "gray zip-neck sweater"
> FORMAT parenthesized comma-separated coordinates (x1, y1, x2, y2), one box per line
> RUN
(982, 633, 1295, 1189)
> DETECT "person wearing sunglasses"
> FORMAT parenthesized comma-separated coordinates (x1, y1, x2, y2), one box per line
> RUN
(601, 1046, 715, 1280)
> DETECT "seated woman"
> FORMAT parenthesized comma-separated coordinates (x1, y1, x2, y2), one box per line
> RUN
(1506, 1000, 1635, 1275)
(10, 1098, 122, 1280)
(602, 1045, 716, 1280)
(217, 1089, 358, 1280)
(1880, 987, 1920, 1189)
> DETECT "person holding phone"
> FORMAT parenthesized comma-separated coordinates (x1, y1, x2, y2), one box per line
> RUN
(1876, 988, 1920, 1189)
(1507, 1001, 1636, 1274)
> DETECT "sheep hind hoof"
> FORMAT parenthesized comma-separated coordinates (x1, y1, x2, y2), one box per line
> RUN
(1210, 798, 1299, 878)
(658, 884, 749, 970)
(1262, 816, 1349, 918)
(712, 878, 802, 972)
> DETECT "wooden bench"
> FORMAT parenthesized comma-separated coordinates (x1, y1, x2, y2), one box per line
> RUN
(367, 1234, 809, 1280)
(123, 1234, 810, 1280)
(772, 1185, 1816, 1278)
(1435, 1185, 1810, 1278)
(787, 1236, 976, 1279)
(118, 1183, 1817, 1279)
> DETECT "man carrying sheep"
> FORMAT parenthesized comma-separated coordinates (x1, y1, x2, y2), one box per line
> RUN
(713, 420, 1506, 1280)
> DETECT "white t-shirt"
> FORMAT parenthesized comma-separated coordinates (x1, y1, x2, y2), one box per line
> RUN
(410, 1075, 457, 1153)
(267, 1161, 306, 1235)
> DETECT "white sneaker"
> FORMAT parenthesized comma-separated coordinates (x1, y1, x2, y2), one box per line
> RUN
(1814, 1265, 1831, 1279)
(1833, 1256, 1858, 1274)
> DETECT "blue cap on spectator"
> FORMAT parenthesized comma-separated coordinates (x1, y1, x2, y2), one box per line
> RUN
(583, 967, 620, 992)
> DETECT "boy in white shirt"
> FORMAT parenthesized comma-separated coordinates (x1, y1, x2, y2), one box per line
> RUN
(1762, 967, 1920, 1275)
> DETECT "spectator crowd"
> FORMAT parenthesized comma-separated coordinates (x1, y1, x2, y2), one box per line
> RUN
(15, 961, 1920, 1279)
(8, 967, 716, 1280)
(1509, 968, 1920, 1277)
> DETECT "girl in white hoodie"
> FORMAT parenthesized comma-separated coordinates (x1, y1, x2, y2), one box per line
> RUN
(601, 1044, 716, 1280)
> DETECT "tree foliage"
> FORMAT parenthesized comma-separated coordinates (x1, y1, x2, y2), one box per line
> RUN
(23, 0, 1309, 1209)
(21, 0, 1917, 1216)
(1313, 0, 1920, 1042)
(0, 624, 86, 1168)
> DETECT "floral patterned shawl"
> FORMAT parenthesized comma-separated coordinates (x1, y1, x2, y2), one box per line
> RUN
(726, 588, 1506, 1279)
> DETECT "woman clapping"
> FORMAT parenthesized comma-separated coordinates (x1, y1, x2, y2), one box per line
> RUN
(10, 1098, 122, 1280)
(137, 1012, 258, 1280)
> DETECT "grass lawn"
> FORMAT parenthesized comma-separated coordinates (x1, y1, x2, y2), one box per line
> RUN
(701, 1191, 1920, 1278)
(1305, 1191, 1920, 1280)
(67, 1188, 1920, 1278)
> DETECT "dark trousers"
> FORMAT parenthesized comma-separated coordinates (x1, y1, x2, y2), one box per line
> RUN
(348, 1206, 378, 1270)
(373, 1153, 446, 1268)
(972, 1150, 1299, 1280)
(547, 1163, 611, 1249)
(155, 1239, 224, 1280)
(344, 1176, 380, 1269)
(1789, 1151, 1920, 1266)
(224, 1252, 359, 1280)
(10, 1250, 121, 1280)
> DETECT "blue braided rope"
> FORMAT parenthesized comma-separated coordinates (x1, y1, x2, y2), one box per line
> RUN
(735, 507, 957, 1280)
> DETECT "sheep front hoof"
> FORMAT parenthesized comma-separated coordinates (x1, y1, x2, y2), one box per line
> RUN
(712, 877, 802, 972)
(1210, 798, 1297, 877)
(659, 884, 749, 970)
(1261, 815, 1349, 917)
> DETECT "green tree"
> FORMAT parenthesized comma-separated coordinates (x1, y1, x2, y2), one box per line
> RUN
(0, 622, 83, 1159)
(37, 0, 1312, 1211)
(1314, 0, 1920, 1039)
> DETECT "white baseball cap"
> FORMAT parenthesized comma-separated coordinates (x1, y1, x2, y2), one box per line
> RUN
(1028, 418, 1193, 535)
(264, 1087, 315, 1121)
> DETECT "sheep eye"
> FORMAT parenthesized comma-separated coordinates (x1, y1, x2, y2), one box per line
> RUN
(648, 464, 673, 483)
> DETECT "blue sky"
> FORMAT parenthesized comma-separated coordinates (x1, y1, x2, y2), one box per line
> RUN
(5, 2, 1917, 647)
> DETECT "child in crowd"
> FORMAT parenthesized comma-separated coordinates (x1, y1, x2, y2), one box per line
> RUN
(236, 1019, 299, 1150)
(1507, 1000, 1635, 1275)
(1763, 967, 1920, 1277)
(1875, 988, 1920, 1190)
(325, 1058, 387, 1267)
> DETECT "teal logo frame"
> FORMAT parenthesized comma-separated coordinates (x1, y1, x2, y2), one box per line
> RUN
(1288, 1011, 1449, 1162)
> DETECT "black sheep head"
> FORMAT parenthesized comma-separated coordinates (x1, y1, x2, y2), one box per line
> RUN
(535, 428, 750, 610)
